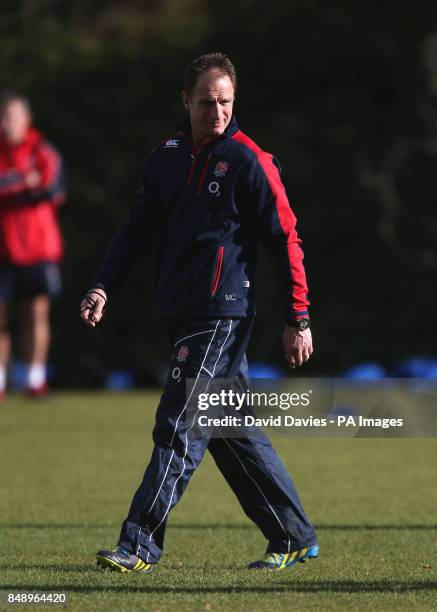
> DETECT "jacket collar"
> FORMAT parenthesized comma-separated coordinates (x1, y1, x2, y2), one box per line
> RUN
(176, 115, 239, 141)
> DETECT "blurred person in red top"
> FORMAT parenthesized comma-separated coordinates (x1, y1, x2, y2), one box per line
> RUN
(0, 92, 65, 397)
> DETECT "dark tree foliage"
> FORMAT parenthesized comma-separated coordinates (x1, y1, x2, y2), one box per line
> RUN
(1, 0, 437, 379)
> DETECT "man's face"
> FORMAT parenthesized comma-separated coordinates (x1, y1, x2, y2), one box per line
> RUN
(183, 69, 234, 144)
(1, 100, 32, 145)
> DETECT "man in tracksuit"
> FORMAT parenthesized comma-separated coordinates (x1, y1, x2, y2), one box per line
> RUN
(81, 53, 318, 572)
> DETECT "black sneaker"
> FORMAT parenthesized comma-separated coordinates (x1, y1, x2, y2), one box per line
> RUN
(96, 545, 155, 573)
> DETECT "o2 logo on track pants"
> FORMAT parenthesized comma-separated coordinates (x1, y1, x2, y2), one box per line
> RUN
(172, 366, 182, 383)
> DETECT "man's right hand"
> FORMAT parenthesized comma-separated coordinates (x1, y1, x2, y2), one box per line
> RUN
(80, 288, 107, 327)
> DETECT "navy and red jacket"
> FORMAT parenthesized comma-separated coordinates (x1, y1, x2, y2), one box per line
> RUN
(0, 127, 65, 265)
(92, 116, 309, 324)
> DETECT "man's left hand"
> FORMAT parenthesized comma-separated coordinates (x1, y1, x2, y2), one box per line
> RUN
(283, 326, 313, 369)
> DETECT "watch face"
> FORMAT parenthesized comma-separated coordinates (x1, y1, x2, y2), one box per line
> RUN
(297, 319, 309, 331)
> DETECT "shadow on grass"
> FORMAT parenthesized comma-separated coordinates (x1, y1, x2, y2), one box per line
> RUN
(0, 582, 436, 594)
(0, 565, 91, 572)
(0, 523, 436, 530)
(0, 524, 114, 529)
(171, 524, 437, 531)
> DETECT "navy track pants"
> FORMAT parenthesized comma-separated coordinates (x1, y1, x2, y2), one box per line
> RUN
(118, 318, 318, 563)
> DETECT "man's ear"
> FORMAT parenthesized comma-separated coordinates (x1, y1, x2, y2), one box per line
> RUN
(181, 90, 190, 111)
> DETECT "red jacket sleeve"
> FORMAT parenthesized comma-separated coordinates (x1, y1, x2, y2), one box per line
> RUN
(0, 171, 28, 201)
(31, 140, 66, 205)
(244, 152, 310, 324)
(0, 140, 65, 207)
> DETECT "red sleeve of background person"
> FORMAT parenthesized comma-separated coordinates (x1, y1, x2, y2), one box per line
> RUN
(0, 128, 64, 264)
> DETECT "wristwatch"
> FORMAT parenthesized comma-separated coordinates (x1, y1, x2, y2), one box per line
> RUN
(288, 318, 310, 331)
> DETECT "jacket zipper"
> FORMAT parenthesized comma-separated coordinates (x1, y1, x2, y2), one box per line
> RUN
(186, 154, 197, 186)
(210, 246, 224, 297)
(186, 142, 201, 186)
(197, 152, 211, 195)
(186, 146, 211, 194)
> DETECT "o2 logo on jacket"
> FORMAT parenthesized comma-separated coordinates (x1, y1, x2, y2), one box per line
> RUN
(208, 181, 220, 196)
(208, 160, 229, 197)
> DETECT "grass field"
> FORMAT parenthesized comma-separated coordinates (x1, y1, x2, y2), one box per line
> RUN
(0, 392, 436, 611)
